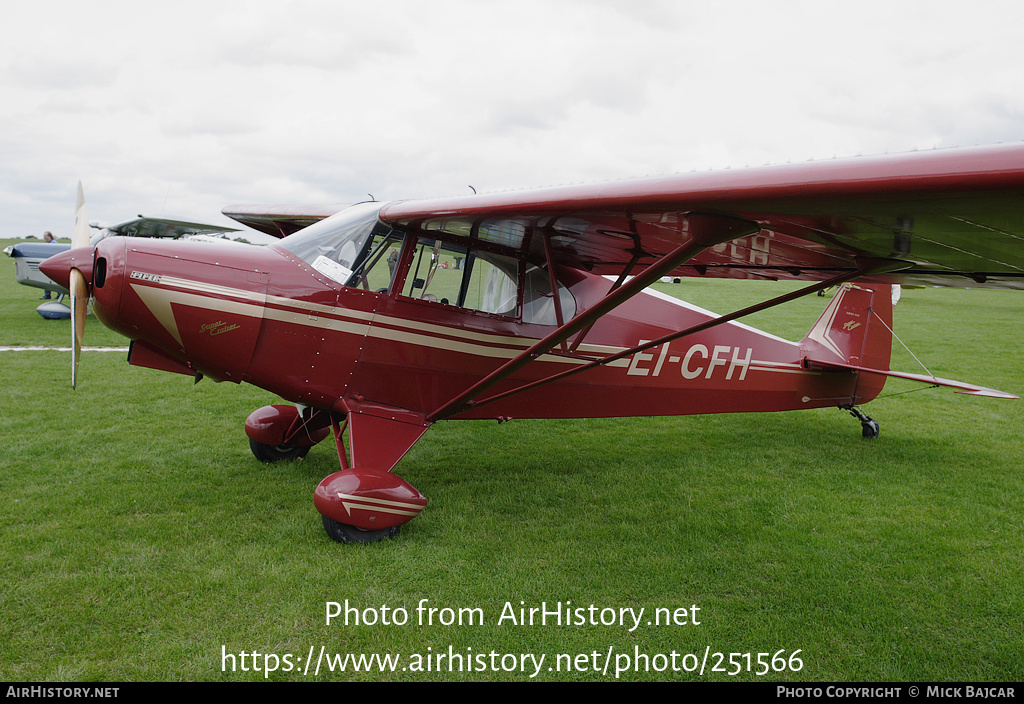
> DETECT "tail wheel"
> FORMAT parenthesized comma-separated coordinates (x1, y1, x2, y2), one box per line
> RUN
(860, 418, 880, 439)
(321, 516, 399, 544)
(844, 405, 880, 440)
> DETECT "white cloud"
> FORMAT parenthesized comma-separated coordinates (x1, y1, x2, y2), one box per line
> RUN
(1, 0, 1023, 237)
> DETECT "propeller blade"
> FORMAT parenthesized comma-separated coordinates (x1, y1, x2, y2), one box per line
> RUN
(70, 268, 87, 389)
(70, 182, 90, 389)
(73, 182, 90, 249)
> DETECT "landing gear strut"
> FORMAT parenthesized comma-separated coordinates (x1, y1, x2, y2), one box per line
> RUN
(245, 404, 430, 545)
(842, 405, 880, 439)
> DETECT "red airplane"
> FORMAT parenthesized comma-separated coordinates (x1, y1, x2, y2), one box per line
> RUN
(41, 144, 1024, 544)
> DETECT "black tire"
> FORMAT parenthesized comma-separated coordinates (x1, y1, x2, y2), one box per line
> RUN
(249, 438, 311, 462)
(861, 419, 880, 439)
(321, 515, 399, 544)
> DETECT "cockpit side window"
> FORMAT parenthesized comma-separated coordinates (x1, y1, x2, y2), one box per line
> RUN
(348, 230, 404, 292)
(395, 236, 576, 324)
(461, 252, 518, 316)
(400, 237, 519, 316)
(276, 207, 577, 323)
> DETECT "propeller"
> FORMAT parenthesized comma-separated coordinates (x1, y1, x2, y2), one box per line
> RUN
(70, 182, 91, 389)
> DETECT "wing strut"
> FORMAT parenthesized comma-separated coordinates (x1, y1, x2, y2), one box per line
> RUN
(438, 257, 912, 418)
(426, 213, 760, 422)
(542, 232, 569, 353)
(568, 249, 643, 354)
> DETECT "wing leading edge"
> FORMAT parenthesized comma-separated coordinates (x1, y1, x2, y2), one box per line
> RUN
(376, 144, 1024, 290)
(221, 204, 349, 238)
(106, 218, 241, 239)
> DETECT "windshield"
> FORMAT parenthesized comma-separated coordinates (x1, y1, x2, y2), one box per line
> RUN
(273, 202, 391, 285)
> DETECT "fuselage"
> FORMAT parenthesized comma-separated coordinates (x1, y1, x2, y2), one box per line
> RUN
(69, 202, 871, 422)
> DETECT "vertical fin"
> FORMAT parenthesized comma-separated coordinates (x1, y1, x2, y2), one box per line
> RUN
(801, 283, 892, 370)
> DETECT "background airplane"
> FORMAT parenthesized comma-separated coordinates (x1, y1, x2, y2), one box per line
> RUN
(40, 144, 1024, 544)
(6, 217, 246, 318)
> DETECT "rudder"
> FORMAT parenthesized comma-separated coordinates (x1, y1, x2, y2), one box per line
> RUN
(801, 284, 894, 402)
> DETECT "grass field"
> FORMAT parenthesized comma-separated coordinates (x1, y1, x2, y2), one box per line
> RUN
(1, 238, 1022, 682)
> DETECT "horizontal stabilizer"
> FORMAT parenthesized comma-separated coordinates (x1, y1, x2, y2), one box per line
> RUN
(806, 359, 1018, 399)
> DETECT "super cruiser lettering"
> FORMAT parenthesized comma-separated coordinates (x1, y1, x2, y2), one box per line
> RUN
(200, 321, 241, 336)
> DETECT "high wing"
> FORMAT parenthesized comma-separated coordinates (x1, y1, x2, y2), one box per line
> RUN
(105, 217, 241, 239)
(221, 204, 348, 238)
(376, 143, 1024, 290)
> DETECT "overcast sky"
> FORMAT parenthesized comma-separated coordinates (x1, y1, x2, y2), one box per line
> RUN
(2, 0, 1023, 239)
